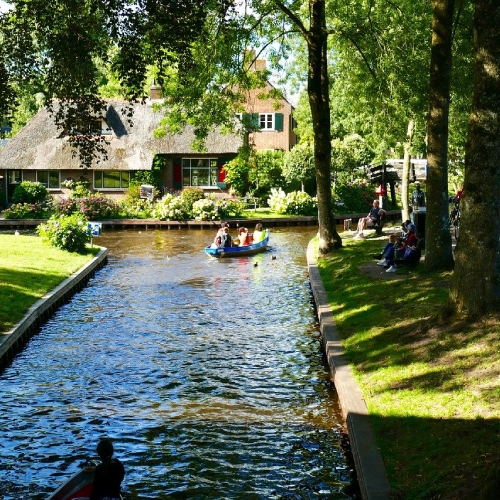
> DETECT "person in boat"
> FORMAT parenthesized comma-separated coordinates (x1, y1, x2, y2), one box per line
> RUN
(238, 227, 250, 247)
(251, 223, 266, 243)
(89, 439, 125, 500)
(217, 226, 233, 248)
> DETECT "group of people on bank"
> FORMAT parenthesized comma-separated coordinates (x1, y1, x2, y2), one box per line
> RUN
(212, 222, 266, 248)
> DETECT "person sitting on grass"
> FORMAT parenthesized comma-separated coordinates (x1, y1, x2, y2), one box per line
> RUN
(374, 233, 400, 267)
(394, 223, 420, 266)
(355, 200, 385, 238)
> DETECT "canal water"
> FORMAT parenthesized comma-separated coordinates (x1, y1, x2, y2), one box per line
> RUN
(0, 227, 358, 499)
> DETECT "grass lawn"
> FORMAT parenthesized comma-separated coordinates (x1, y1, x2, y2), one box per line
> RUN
(0, 234, 100, 333)
(316, 230, 500, 499)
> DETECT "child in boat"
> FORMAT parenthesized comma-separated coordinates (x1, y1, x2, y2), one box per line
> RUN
(89, 438, 125, 500)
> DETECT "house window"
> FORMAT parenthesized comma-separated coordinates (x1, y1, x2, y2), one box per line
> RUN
(94, 171, 130, 189)
(8, 170, 22, 184)
(258, 113, 283, 131)
(37, 170, 61, 189)
(72, 120, 111, 136)
(260, 113, 274, 130)
(182, 158, 219, 187)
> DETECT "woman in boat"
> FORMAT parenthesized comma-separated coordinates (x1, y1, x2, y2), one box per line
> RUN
(238, 227, 250, 246)
(252, 223, 266, 243)
(89, 439, 125, 500)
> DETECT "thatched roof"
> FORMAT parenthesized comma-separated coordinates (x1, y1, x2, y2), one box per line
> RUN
(0, 101, 243, 171)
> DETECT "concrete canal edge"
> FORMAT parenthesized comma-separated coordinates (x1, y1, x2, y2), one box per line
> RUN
(0, 248, 108, 369)
(306, 242, 391, 500)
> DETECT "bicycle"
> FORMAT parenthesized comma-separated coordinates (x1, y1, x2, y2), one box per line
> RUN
(449, 200, 460, 240)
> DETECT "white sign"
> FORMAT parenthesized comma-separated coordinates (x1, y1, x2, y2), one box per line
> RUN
(88, 222, 102, 237)
(140, 184, 154, 200)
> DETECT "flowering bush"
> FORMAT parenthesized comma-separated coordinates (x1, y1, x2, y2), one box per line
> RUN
(267, 188, 317, 216)
(120, 198, 155, 219)
(284, 191, 317, 216)
(216, 198, 246, 218)
(152, 193, 188, 220)
(333, 181, 375, 213)
(3, 202, 50, 219)
(180, 187, 205, 216)
(54, 195, 120, 219)
(267, 188, 289, 214)
(37, 213, 91, 253)
(191, 198, 218, 220)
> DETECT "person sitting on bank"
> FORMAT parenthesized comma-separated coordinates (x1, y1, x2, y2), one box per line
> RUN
(252, 223, 266, 243)
(375, 233, 400, 267)
(355, 200, 385, 238)
(89, 439, 125, 500)
(394, 222, 420, 266)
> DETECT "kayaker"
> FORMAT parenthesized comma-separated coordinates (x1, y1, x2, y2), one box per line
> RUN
(89, 438, 125, 500)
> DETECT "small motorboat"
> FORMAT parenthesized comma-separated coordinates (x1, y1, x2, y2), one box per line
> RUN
(48, 465, 94, 500)
(205, 229, 270, 258)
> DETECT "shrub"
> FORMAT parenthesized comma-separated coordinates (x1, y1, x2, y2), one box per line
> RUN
(12, 181, 49, 204)
(268, 188, 289, 215)
(120, 198, 155, 219)
(191, 198, 218, 220)
(3, 202, 49, 219)
(62, 178, 92, 198)
(216, 198, 246, 218)
(152, 193, 188, 220)
(284, 191, 317, 216)
(267, 188, 317, 216)
(37, 213, 91, 253)
(180, 188, 205, 215)
(54, 195, 120, 219)
(333, 181, 375, 213)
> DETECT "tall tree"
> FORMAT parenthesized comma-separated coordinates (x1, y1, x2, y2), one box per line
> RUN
(448, 0, 500, 316)
(425, 0, 455, 271)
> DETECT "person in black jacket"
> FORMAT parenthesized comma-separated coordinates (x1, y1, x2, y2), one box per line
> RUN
(89, 439, 125, 500)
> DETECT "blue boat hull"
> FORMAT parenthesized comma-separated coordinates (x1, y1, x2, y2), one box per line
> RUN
(205, 230, 269, 258)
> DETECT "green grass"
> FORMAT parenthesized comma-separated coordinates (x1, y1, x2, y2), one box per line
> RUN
(316, 232, 500, 499)
(0, 234, 99, 332)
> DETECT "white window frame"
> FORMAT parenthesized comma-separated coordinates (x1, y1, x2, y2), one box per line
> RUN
(182, 158, 219, 188)
(259, 113, 275, 130)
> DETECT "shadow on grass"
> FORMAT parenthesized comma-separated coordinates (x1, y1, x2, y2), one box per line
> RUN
(367, 412, 500, 500)
(0, 266, 69, 332)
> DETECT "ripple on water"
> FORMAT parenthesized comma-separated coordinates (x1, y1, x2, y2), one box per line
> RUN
(0, 228, 358, 499)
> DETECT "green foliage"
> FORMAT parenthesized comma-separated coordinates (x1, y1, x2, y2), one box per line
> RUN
(12, 181, 49, 204)
(333, 182, 376, 214)
(180, 187, 206, 214)
(331, 134, 375, 183)
(129, 156, 164, 192)
(283, 141, 315, 189)
(63, 178, 92, 199)
(3, 202, 50, 219)
(267, 188, 317, 216)
(37, 213, 91, 253)
(119, 198, 155, 219)
(223, 156, 251, 196)
(216, 198, 246, 218)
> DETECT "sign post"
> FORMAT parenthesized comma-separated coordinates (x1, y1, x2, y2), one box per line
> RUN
(87, 222, 102, 247)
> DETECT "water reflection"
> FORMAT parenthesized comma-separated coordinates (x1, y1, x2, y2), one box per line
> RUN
(0, 227, 357, 499)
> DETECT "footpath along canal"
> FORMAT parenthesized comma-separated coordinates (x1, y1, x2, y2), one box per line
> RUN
(0, 227, 360, 499)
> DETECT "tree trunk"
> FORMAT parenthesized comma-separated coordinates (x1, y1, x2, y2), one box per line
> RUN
(401, 120, 414, 222)
(307, 0, 341, 253)
(448, 0, 500, 316)
(425, 0, 455, 270)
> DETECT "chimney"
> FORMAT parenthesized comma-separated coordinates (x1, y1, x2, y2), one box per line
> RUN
(150, 83, 162, 100)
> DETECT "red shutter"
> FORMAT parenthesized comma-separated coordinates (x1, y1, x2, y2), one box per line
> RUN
(173, 158, 182, 188)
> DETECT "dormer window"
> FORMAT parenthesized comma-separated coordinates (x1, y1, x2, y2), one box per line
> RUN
(71, 120, 112, 136)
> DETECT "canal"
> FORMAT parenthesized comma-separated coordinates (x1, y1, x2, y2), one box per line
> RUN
(0, 226, 359, 499)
